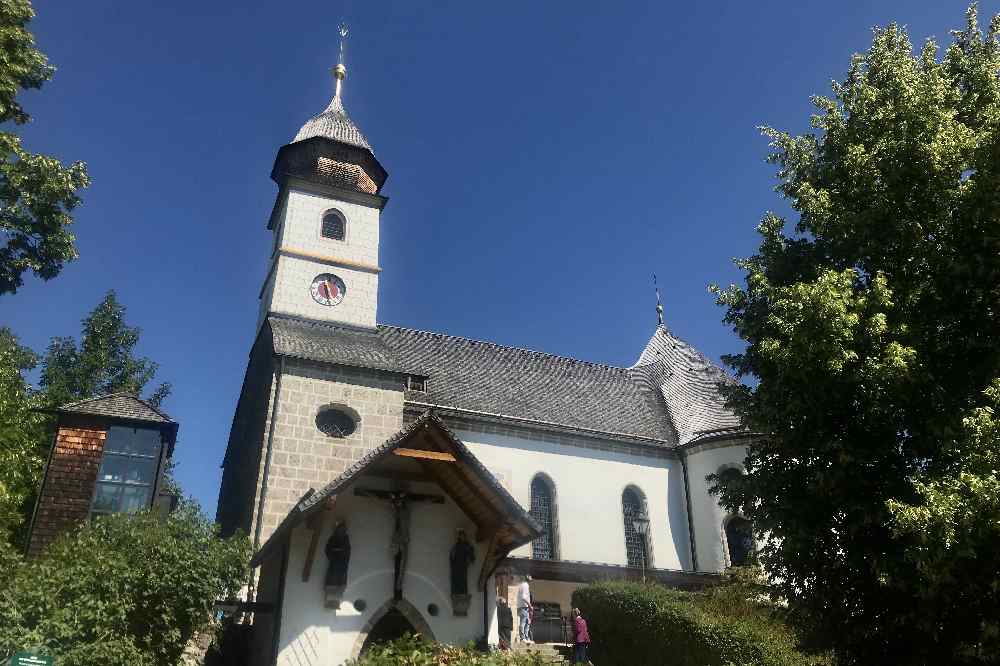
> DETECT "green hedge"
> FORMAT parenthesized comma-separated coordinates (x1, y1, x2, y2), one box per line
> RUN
(346, 635, 547, 665)
(572, 578, 829, 666)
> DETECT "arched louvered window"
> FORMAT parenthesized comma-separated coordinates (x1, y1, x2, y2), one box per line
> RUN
(321, 210, 346, 241)
(622, 487, 650, 569)
(530, 475, 558, 560)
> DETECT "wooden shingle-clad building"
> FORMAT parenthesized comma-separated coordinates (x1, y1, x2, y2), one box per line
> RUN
(218, 38, 755, 666)
(26, 393, 178, 557)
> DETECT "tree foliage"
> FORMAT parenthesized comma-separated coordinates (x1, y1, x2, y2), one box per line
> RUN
(0, 0, 89, 294)
(711, 5, 1000, 663)
(0, 502, 250, 666)
(0, 327, 45, 545)
(39, 290, 170, 408)
(0, 292, 170, 550)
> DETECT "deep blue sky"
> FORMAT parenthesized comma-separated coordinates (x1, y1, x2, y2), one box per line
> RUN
(4, 1, 982, 514)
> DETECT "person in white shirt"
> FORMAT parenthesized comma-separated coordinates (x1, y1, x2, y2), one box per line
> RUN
(516, 576, 532, 643)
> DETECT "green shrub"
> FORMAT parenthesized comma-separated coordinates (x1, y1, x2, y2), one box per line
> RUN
(572, 574, 830, 666)
(0, 501, 250, 665)
(346, 634, 547, 666)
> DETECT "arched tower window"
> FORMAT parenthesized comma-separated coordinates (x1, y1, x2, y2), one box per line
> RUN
(529, 474, 558, 560)
(622, 487, 651, 569)
(321, 210, 346, 241)
(724, 516, 754, 567)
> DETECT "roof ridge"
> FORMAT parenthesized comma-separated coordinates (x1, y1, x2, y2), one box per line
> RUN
(59, 390, 139, 409)
(378, 324, 631, 374)
(56, 389, 173, 421)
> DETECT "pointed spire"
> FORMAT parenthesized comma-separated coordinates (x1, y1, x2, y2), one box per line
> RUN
(292, 22, 372, 151)
(654, 274, 664, 326)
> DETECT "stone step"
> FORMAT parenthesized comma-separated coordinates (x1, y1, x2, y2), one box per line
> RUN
(510, 643, 572, 664)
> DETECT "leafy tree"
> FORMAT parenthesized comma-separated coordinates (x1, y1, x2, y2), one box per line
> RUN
(0, 0, 90, 294)
(711, 5, 1000, 663)
(0, 327, 45, 545)
(39, 291, 170, 407)
(0, 501, 250, 666)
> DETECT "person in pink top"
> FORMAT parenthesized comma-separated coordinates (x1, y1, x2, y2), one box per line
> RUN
(571, 608, 590, 664)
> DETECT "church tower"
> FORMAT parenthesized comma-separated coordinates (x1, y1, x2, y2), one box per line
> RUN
(259, 28, 387, 329)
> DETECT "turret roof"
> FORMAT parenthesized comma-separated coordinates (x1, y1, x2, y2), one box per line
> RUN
(292, 94, 372, 151)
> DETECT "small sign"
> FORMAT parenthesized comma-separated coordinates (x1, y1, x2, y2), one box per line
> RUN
(8, 653, 53, 666)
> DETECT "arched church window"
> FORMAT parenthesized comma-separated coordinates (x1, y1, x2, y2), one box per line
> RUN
(316, 405, 358, 438)
(321, 210, 346, 241)
(529, 474, 558, 560)
(622, 487, 650, 569)
(725, 517, 754, 567)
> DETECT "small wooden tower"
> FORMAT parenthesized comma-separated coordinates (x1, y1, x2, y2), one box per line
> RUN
(26, 392, 178, 557)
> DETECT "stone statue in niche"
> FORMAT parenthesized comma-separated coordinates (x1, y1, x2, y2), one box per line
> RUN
(324, 521, 351, 608)
(449, 528, 476, 616)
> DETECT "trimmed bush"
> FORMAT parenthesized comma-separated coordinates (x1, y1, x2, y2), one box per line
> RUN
(572, 576, 830, 666)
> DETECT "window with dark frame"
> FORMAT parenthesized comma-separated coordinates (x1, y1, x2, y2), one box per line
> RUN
(316, 407, 357, 438)
(321, 211, 346, 240)
(407, 376, 426, 392)
(725, 517, 754, 567)
(90, 426, 163, 518)
(622, 487, 649, 569)
(530, 476, 556, 560)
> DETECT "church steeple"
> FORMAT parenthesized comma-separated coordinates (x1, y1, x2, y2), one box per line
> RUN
(260, 25, 388, 330)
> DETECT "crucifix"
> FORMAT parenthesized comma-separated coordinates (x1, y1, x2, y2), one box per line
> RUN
(354, 488, 444, 600)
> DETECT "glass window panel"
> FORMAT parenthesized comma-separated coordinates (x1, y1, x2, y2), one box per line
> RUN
(530, 477, 555, 560)
(120, 485, 152, 513)
(97, 455, 130, 482)
(93, 483, 122, 513)
(123, 458, 156, 485)
(622, 488, 649, 569)
(105, 426, 162, 456)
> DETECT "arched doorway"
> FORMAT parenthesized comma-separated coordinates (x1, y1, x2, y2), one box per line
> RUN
(359, 607, 417, 654)
(351, 599, 436, 658)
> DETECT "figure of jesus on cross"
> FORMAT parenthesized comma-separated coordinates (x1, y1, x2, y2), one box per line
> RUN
(354, 488, 444, 600)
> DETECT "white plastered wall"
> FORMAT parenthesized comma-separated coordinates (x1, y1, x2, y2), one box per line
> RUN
(275, 477, 495, 666)
(457, 428, 693, 572)
(684, 440, 748, 572)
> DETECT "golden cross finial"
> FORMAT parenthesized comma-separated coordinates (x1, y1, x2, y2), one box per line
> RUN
(333, 23, 349, 99)
(654, 274, 664, 326)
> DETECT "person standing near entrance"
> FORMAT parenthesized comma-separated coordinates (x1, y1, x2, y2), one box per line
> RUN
(497, 597, 513, 649)
(571, 608, 590, 664)
(516, 575, 532, 643)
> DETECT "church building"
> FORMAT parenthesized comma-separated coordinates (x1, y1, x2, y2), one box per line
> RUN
(216, 40, 754, 666)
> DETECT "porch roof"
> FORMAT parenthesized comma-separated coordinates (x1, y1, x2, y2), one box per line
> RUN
(252, 411, 541, 583)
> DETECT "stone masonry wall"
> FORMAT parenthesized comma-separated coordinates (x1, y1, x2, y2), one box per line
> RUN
(28, 423, 107, 556)
(255, 358, 405, 544)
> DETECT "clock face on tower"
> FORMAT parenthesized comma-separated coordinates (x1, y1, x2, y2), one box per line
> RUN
(310, 273, 346, 307)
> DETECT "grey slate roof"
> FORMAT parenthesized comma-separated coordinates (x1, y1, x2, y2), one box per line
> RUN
(630, 325, 743, 445)
(270, 316, 404, 374)
(55, 392, 174, 425)
(378, 326, 676, 443)
(293, 94, 372, 151)
(265, 317, 742, 446)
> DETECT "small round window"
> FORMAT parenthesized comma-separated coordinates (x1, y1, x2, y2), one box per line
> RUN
(321, 211, 345, 241)
(316, 407, 357, 438)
